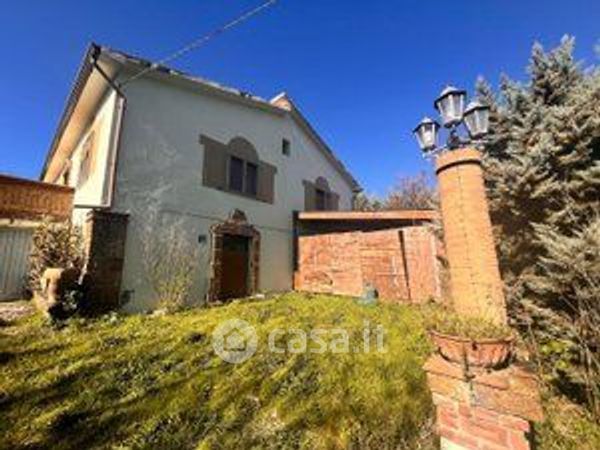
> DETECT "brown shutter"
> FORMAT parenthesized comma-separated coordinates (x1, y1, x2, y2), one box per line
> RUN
(257, 161, 277, 204)
(328, 192, 340, 211)
(303, 180, 316, 211)
(200, 135, 228, 189)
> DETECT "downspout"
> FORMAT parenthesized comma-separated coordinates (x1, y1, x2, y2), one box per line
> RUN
(74, 47, 127, 210)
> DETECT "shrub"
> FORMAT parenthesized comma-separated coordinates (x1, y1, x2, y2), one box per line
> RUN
(424, 306, 514, 340)
(27, 219, 84, 295)
(141, 225, 202, 311)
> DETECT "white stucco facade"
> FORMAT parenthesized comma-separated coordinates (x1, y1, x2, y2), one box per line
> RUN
(43, 46, 358, 312)
(111, 76, 355, 311)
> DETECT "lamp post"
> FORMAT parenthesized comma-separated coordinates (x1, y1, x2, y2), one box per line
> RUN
(413, 86, 490, 154)
(413, 86, 506, 325)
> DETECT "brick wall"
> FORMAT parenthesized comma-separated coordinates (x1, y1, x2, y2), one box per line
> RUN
(82, 210, 129, 312)
(0, 174, 73, 221)
(295, 226, 441, 302)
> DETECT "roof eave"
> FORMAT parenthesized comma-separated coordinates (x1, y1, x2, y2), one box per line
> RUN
(39, 43, 100, 180)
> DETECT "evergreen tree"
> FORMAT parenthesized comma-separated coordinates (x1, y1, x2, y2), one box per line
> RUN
(478, 36, 600, 414)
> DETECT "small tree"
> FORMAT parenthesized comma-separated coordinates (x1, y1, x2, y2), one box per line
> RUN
(353, 173, 437, 211)
(385, 172, 437, 210)
(27, 218, 84, 295)
(141, 224, 202, 312)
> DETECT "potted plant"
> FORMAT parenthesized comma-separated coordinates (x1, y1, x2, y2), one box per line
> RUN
(427, 311, 515, 369)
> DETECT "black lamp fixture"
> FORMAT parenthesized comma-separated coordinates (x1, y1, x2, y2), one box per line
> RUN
(414, 86, 490, 155)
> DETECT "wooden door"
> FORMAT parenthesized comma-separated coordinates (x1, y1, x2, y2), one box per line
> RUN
(219, 234, 250, 300)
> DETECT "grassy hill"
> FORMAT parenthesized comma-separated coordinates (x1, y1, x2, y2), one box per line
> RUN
(0, 293, 434, 450)
(1, 292, 598, 449)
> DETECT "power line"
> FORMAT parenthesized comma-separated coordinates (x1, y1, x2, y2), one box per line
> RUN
(120, 0, 278, 87)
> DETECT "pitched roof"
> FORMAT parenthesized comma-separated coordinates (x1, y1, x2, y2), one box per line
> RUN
(42, 44, 362, 191)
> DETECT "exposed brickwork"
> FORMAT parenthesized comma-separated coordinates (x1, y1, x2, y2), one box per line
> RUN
(359, 229, 409, 300)
(425, 355, 542, 450)
(402, 226, 442, 302)
(0, 174, 73, 221)
(436, 149, 507, 324)
(81, 210, 129, 313)
(295, 226, 440, 302)
(296, 231, 364, 297)
(426, 147, 542, 450)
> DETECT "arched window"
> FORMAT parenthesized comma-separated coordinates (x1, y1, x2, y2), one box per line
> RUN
(200, 134, 277, 204)
(303, 176, 339, 211)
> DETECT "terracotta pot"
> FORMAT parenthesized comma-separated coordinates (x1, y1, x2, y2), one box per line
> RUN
(430, 330, 514, 369)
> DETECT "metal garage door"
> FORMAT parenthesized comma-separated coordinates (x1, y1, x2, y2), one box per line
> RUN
(0, 226, 33, 301)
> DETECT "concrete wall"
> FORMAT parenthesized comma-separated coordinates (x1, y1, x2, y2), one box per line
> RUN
(111, 77, 355, 311)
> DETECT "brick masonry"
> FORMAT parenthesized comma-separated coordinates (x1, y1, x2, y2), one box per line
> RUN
(294, 226, 442, 302)
(81, 209, 129, 313)
(426, 148, 542, 450)
(0, 174, 74, 221)
(425, 356, 543, 450)
(436, 149, 507, 324)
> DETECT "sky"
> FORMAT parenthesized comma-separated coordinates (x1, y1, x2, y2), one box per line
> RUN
(1, 0, 599, 196)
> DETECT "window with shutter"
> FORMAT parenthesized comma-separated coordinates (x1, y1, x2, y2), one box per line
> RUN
(303, 176, 340, 211)
(245, 162, 258, 196)
(201, 134, 276, 204)
(315, 188, 327, 211)
(229, 156, 244, 192)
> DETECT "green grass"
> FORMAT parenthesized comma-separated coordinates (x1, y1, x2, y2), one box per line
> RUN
(0, 293, 435, 450)
(3, 292, 598, 449)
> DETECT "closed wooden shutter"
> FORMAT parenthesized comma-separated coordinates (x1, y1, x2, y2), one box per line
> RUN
(328, 192, 340, 211)
(303, 180, 316, 210)
(200, 135, 228, 190)
(257, 162, 277, 204)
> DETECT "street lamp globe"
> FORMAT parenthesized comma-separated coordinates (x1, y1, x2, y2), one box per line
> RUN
(413, 117, 440, 152)
(434, 86, 466, 128)
(463, 101, 490, 139)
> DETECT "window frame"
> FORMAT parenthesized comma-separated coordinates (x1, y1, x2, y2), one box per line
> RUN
(315, 188, 328, 211)
(227, 155, 260, 198)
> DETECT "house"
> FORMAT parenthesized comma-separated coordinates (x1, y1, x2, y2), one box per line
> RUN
(40, 44, 361, 311)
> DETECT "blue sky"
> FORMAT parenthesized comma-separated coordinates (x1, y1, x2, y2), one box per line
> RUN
(1, 0, 599, 195)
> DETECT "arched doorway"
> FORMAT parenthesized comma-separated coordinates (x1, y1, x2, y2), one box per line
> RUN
(207, 209, 260, 302)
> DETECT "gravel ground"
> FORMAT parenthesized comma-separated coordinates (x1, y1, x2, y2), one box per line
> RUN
(0, 301, 34, 324)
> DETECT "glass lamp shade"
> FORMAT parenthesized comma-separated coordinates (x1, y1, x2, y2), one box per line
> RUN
(413, 117, 440, 152)
(463, 101, 490, 139)
(434, 86, 466, 128)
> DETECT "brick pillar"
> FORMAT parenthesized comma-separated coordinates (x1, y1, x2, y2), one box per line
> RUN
(425, 356, 543, 450)
(426, 147, 542, 450)
(82, 210, 129, 313)
(435, 148, 506, 325)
